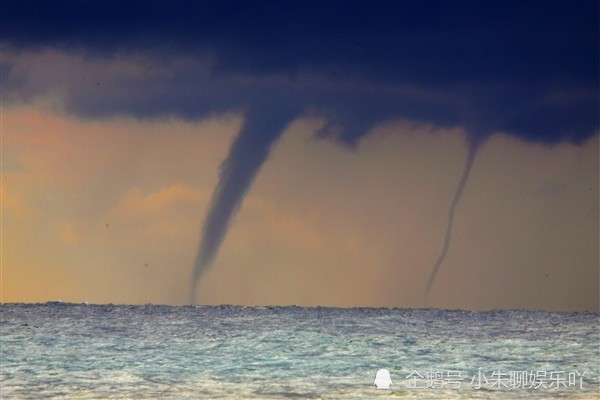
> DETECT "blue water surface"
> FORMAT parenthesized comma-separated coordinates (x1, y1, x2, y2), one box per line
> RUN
(1, 303, 598, 399)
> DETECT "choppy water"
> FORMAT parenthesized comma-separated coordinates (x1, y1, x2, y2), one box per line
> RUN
(1, 303, 598, 399)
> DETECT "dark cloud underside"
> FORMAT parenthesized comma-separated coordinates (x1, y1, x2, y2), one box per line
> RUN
(3, 0, 598, 144)
(4, 2, 598, 82)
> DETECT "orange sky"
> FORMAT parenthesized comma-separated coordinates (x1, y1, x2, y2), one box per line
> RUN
(2, 105, 598, 310)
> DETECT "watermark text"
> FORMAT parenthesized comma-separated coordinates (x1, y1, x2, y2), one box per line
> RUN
(404, 370, 587, 390)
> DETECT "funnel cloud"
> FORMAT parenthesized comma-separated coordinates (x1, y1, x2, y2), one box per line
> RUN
(425, 139, 480, 297)
(1, 1, 598, 307)
(190, 107, 296, 303)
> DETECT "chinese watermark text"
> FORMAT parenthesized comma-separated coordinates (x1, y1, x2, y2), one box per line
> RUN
(404, 370, 586, 390)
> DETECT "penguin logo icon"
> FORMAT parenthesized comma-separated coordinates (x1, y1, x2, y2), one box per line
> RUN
(374, 368, 392, 389)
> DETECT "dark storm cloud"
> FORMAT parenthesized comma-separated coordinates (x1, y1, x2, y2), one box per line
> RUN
(4, 2, 598, 81)
(2, 0, 598, 144)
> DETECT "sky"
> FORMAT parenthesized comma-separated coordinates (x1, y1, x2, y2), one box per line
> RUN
(1, 0, 598, 310)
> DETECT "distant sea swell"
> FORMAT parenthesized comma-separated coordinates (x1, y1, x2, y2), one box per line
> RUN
(1, 303, 598, 399)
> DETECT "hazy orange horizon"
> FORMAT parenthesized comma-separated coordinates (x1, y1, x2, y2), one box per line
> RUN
(3, 105, 597, 311)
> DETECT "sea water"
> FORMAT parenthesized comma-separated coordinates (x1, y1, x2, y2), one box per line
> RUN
(1, 303, 598, 399)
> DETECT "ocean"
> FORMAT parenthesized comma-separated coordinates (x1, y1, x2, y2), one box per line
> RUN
(1, 303, 598, 399)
